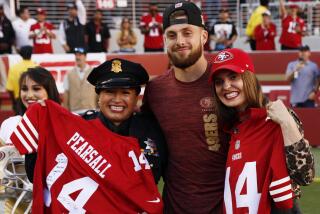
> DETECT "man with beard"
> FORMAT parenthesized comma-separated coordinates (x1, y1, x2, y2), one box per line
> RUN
(142, 1, 314, 213)
(142, 2, 228, 213)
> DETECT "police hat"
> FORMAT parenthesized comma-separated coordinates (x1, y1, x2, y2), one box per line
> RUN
(87, 58, 149, 93)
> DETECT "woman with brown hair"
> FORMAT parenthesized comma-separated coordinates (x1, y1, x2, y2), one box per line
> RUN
(116, 17, 137, 53)
(209, 48, 314, 214)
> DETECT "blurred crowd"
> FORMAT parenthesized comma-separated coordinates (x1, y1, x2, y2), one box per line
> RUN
(0, 0, 131, 54)
(0, 0, 317, 54)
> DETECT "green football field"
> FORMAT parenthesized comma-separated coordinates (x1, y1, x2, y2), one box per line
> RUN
(157, 148, 320, 211)
(300, 147, 320, 212)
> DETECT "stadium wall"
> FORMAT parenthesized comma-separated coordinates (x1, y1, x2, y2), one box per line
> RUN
(0, 52, 319, 146)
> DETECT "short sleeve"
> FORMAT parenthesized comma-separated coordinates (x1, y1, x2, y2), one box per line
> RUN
(285, 62, 295, 76)
(8, 103, 42, 154)
(269, 127, 293, 209)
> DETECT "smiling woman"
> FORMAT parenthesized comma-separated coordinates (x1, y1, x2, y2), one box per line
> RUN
(0, 66, 60, 214)
(83, 58, 167, 184)
(20, 76, 48, 108)
(98, 88, 138, 126)
(18, 67, 60, 115)
(210, 48, 314, 214)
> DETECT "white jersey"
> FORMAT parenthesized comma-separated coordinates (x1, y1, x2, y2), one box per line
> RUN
(12, 17, 37, 49)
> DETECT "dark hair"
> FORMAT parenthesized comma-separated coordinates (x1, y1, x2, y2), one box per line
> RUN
(212, 70, 267, 130)
(17, 6, 28, 16)
(17, 67, 60, 115)
(260, 0, 269, 7)
(19, 46, 33, 60)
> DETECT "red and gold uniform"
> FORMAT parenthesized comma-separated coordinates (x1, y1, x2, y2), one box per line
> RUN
(279, 15, 306, 49)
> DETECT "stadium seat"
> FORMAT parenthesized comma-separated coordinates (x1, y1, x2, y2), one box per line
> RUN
(268, 90, 291, 107)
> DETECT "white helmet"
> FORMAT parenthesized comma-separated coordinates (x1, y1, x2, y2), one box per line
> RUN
(0, 145, 33, 213)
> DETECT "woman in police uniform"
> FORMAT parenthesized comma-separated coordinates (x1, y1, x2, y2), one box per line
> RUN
(83, 58, 167, 183)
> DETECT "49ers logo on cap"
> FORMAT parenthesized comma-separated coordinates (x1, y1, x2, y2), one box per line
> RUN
(214, 51, 233, 63)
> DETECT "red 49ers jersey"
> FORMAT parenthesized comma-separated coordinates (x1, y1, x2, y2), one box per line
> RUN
(223, 108, 293, 214)
(9, 100, 163, 214)
(30, 22, 54, 53)
(279, 15, 306, 48)
(140, 13, 163, 49)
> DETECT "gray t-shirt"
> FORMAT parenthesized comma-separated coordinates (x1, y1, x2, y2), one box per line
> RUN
(286, 60, 320, 104)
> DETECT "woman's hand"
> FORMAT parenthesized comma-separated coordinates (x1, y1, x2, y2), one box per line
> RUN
(37, 99, 47, 107)
(266, 100, 302, 146)
(266, 99, 291, 125)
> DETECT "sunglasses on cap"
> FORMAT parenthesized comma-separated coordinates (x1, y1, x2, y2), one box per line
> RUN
(74, 47, 86, 54)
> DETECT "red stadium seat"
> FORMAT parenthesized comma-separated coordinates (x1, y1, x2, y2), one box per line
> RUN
(268, 90, 291, 107)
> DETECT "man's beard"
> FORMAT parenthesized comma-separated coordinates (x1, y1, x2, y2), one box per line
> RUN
(168, 43, 202, 69)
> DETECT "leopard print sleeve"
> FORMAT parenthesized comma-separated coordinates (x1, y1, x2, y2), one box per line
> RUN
(284, 109, 315, 187)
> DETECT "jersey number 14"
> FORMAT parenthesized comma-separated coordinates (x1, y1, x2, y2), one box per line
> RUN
(224, 162, 261, 214)
(45, 151, 150, 213)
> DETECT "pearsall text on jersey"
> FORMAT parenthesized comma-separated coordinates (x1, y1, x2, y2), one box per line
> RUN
(66, 132, 112, 179)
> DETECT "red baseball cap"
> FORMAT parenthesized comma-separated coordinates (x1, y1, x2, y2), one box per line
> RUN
(37, 8, 46, 15)
(209, 48, 255, 83)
